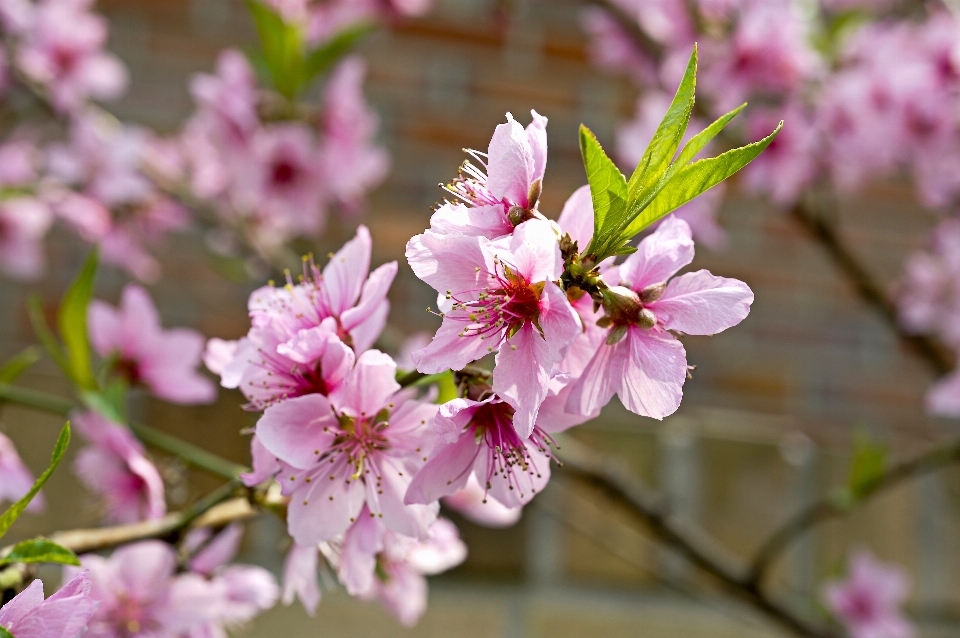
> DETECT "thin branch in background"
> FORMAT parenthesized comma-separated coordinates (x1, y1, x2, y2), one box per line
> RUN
(556, 436, 841, 638)
(748, 434, 960, 586)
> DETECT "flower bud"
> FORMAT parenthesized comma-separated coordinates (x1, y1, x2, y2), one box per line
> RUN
(600, 285, 642, 324)
(508, 205, 535, 226)
(639, 282, 666, 304)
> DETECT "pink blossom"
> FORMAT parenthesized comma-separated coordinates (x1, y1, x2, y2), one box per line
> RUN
(0, 571, 96, 638)
(925, 369, 960, 418)
(0, 431, 43, 511)
(441, 475, 521, 528)
(0, 197, 52, 279)
(408, 218, 581, 436)
(405, 395, 553, 509)
(0, 139, 39, 186)
(823, 550, 913, 638)
(579, 6, 655, 85)
(897, 218, 960, 349)
(323, 515, 465, 627)
(89, 284, 216, 405)
(15, 0, 127, 112)
(437, 110, 548, 237)
(699, 2, 819, 113)
(320, 57, 389, 213)
(741, 105, 819, 205)
(69, 540, 277, 638)
(231, 123, 327, 237)
(255, 349, 439, 546)
(567, 216, 753, 419)
(72, 410, 166, 524)
(281, 543, 321, 616)
(188, 50, 258, 148)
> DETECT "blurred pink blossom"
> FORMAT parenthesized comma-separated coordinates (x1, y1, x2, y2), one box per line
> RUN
(823, 550, 913, 638)
(897, 218, 960, 349)
(741, 105, 819, 206)
(0, 571, 96, 638)
(89, 284, 215, 404)
(72, 410, 166, 524)
(0, 197, 52, 279)
(442, 475, 521, 528)
(15, 0, 127, 112)
(0, 431, 43, 511)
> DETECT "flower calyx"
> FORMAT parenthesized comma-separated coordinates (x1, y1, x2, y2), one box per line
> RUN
(598, 285, 657, 343)
(506, 179, 542, 226)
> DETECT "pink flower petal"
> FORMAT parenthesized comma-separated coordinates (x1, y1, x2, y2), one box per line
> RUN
(652, 270, 754, 335)
(256, 394, 338, 469)
(619, 216, 694, 289)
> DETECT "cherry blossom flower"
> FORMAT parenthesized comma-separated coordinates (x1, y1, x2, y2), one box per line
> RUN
(231, 123, 327, 238)
(281, 543, 321, 616)
(405, 395, 553, 508)
(567, 216, 753, 419)
(441, 475, 521, 528)
(0, 571, 96, 638)
(255, 349, 439, 546)
(897, 218, 960, 350)
(88, 284, 216, 405)
(823, 550, 913, 638)
(0, 431, 42, 511)
(438, 110, 548, 237)
(72, 410, 166, 524)
(15, 0, 127, 112)
(321, 514, 466, 627)
(186, 49, 259, 159)
(741, 104, 819, 206)
(0, 197, 53, 279)
(321, 57, 389, 213)
(67, 540, 277, 638)
(408, 218, 581, 436)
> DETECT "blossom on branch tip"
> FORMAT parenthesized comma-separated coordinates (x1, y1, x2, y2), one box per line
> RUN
(405, 395, 553, 509)
(88, 284, 216, 405)
(823, 550, 913, 638)
(0, 571, 96, 638)
(408, 218, 581, 436)
(254, 349, 439, 546)
(72, 410, 166, 524)
(567, 216, 753, 420)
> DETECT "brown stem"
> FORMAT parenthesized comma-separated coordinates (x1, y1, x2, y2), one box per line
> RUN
(790, 204, 953, 376)
(556, 436, 839, 638)
(748, 435, 960, 586)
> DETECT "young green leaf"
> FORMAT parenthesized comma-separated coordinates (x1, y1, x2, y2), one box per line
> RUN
(304, 21, 377, 83)
(57, 249, 99, 391)
(247, 0, 306, 98)
(626, 45, 698, 202)
(847, 429, 887, 500)
(579, 125, 627, 255)
(27, 294, 70, 375)
(0, 347, 42, 384)
(0, 422, 71, 540)
(615, 120, 782, 245)
(0, 539, 80, 567)
(0, 627, 12, 638)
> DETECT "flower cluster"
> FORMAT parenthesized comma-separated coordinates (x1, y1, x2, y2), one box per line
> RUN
(203, 109, 753, 623)
(580, 0, 960, 416)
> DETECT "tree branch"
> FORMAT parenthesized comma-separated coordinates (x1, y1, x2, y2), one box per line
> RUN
(748, 435, 960, 586)
(556, 436, 840, 638)
(0, 382, 248, 480)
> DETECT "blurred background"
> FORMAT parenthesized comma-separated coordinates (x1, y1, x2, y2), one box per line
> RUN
(2, 0, 960, 636)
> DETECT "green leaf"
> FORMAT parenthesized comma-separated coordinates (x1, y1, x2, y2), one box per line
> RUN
(435, 371, 458, 405)
(247, 0, 306, 98)
(616, 120, 782, 244)
(0, 626, 12, 638)
(0, 347, 42, 384)
(847, 429, 887, 499)
(0, 539, 80, 567)
(671, 103, 746, 171)
(626, 45, 698, 203)
(579, 125, 627, 255)
(0, 422, 70, 540)
(57, 249, 99, 391)
(27, 294, 69, 376)
(81, 381, 127, 425)
(304, 21, 377, 83)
